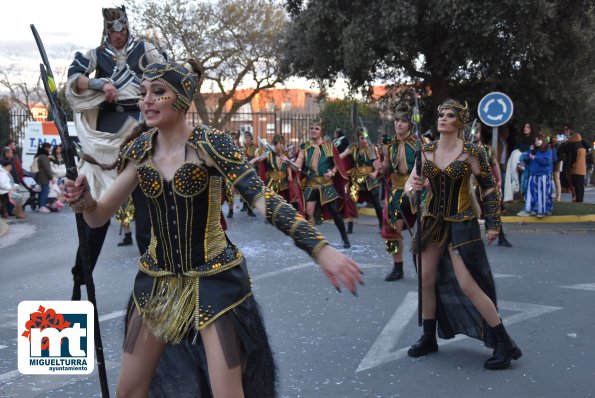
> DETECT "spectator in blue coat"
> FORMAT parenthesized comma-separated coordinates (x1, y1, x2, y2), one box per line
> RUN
(522, 134, 556, 217)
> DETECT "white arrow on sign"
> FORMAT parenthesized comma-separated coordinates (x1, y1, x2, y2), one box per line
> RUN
(497, 98, 508, 113)
(356, 296, 562, 372)
(487, 114, 504, 121)
(483, 98, 495, 113)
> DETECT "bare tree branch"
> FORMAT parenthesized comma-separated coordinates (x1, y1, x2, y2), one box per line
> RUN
(126, 0, 288, 129)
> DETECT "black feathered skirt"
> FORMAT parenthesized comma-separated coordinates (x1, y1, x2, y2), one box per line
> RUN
(123, 259, 277, 397)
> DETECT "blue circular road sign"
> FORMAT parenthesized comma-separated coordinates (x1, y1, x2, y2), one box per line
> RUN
(477, 92, 514, 127)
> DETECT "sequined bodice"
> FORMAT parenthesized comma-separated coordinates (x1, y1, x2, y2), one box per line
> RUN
(422, 159, 476, 221)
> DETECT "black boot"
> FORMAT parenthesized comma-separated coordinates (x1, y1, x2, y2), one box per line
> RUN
(347, 221, 353, 234)
(340, 230, 351, 249)
(498, 231, 512, 247)
(384, 262, 404, 281)
(247, 207, 256, 217)
(484, 323, 522, 370)
(241, 202, 248, 212)
(117, 232, 133, 247)
(227, 208, 233, 218)
(408, 319, 438, 357)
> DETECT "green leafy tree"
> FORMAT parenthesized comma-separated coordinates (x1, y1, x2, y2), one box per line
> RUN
(319, 99, 385, 144)
(126, 0, 288, 129)
(283, 0, 595, 136)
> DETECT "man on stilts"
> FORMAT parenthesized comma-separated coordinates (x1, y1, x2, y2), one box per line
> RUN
(65, 6, 164, 299)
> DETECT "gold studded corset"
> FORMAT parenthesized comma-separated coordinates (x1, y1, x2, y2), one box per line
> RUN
(422, 160, 476, 222)
(137, 162, 243, 277)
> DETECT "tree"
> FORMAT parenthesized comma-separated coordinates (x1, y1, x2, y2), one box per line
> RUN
(282, 1, 595, 136)
(0, 65, 49, 117)
(126, 0, 289, 129)
(319, 99, 385, 143)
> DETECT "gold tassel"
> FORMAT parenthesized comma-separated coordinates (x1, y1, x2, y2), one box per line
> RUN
(140, 275, 199, 344)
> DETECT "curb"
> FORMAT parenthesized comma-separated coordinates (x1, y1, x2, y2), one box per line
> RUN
(357, 208, 595, 223)
(501, 215, 595, 223)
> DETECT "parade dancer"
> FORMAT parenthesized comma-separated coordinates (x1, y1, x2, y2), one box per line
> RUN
(65, 6, 164, 299)
(254, 134, 304, 214)
(404, 99, 522, 370)
(339, 128, 383, 231)
(64, 59, 363, 397)
(471, 123, 512, 247)
(373, 103, 417, 281)
(240, 131, 259, 217)
(293, 118, 353, 248)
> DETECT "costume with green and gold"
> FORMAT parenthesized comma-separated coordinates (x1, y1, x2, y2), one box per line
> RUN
(300, 141, 339, 204)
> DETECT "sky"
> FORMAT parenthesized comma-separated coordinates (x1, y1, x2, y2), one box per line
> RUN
(1, 0, 347, 96)
(1, 1, 115, 80)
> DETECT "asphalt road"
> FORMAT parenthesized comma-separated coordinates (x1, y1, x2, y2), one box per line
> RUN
(1, 200, 594, 397)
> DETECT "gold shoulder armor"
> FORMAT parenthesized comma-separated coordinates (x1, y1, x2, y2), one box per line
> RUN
(116, 129, 155, 174)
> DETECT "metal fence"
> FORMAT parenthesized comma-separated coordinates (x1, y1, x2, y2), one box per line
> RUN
(186, 111, 319, 145)
(1, 109, 390, 152)
(0, 109, 30, 151)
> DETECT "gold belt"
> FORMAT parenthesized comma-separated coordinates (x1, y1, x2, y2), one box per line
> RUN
(391, 173, 409, 189)
(305, 176, 332, 187)
(267, 171, 287, 180)
(353, 165, 374, 177)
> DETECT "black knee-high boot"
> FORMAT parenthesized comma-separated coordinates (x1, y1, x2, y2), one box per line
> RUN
(328, 201, 350, 248)
(498, 230, 512, 247)
(484, 322, 522, 370)
(368, 191, 383, 230)
(408, 319, 438, 357)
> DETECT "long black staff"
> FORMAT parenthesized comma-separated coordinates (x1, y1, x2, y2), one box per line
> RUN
(411, 89, 423, 326)
(30, 24, 110, 398)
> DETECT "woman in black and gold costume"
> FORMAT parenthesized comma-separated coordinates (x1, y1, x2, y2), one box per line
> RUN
(404, 99, 522, 370)
(65, 59, 362, 397)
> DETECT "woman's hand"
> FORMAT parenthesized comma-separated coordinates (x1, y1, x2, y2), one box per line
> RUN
(315, 245, 363, 295)
(485, 229, 499, 245)
(408, 174, 427, 192)
(63, 175, 93, 212)
(324, 169, 334, 178)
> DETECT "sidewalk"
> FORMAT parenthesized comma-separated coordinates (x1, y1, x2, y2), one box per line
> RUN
(358, 185, 595, 223)
(502, 185, 595, 223)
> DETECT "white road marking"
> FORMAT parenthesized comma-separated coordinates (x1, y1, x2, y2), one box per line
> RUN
(356, 292, 418, 372)
(356, 300, 562, 372)
(560, 283, 595, 291)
